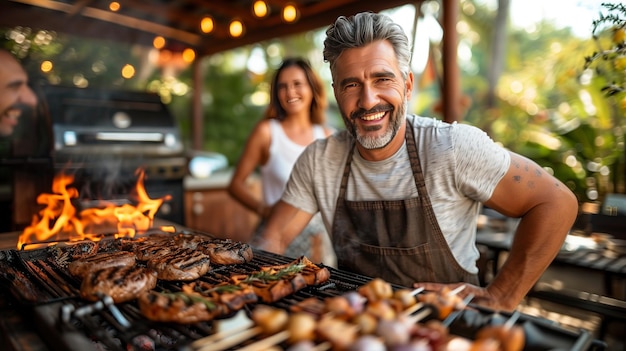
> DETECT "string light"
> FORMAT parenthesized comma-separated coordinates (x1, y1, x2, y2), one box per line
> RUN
(182, 48, 196, 63)
(153, 36, 166, 49)
(121, 64, 135, 79)
(253, 0, 269, 18)
(40, 60, 53, 73)
(282, 3, 299, 23)
(229, 19, 245, 38)
(200, 16, 214, 34)
(109, 2, 120, 12)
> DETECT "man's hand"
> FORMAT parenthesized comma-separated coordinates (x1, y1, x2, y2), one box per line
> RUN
(413, 282, 517, 312)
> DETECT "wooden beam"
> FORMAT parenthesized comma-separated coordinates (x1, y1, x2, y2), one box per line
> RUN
(9, 0, 202, 46)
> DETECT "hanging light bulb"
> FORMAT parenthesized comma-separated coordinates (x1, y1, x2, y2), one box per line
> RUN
(282, 3, 299, 23)
(200, 16, 214, 34)
(153, 36, 166, 49)
(253, 0, 269, 18)
(109, 2, 120, 12)
(229, 19, 245, 38)
(182, 48, 196, 63)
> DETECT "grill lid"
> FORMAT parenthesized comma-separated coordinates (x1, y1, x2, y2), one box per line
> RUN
(41, 85, 184, 159)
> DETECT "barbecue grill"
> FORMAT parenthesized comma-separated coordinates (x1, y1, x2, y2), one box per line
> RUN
(0, 228, 605, 351)
(42, 85, 187, 225)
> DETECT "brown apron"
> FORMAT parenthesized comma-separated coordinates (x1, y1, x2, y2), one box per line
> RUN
(331, 120, 479, 287)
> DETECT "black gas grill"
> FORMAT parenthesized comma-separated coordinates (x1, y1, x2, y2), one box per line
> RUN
(40, 85, 187, 225)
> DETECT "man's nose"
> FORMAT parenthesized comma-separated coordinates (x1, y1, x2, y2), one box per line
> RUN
(20, 85, 38, 106)
(358, 85, 379, 110)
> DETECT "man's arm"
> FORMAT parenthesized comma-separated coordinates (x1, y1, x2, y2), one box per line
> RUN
(257, 200, 314, 254)
(479, 152, 578, 310)
(416, 152, 578, 311)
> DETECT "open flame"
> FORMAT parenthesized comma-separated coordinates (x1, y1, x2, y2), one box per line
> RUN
(17, 169, 172, 250)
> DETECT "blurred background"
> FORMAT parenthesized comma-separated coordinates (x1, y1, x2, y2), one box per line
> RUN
(2, 0, 624, 205)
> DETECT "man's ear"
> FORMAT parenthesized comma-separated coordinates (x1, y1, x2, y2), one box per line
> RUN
(405, 71, 414, 98)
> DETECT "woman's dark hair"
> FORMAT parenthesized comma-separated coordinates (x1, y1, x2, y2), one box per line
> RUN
(263, 57, 327, 124)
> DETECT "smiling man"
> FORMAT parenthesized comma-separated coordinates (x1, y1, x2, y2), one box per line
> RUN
(258, 12, 578, 312)
(0, 49, 38, 138)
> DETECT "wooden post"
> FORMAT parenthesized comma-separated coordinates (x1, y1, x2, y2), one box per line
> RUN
(192, 59, 204, 151)
(442, 0, 461, 123)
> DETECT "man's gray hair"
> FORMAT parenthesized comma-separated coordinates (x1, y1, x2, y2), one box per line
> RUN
(323, 12, 412, 81)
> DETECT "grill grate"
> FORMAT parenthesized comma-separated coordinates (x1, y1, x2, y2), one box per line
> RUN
(0, 230, 601, 351)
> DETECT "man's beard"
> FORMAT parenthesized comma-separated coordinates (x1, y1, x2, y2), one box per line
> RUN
(343, 99, 407, 150)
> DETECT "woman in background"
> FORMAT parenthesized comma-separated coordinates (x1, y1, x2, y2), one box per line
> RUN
(228, 57, 336, 266)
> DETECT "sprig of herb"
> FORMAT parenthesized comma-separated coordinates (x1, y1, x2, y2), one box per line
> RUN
(160, 291, 217, 310)
(243, 263, 305, 283)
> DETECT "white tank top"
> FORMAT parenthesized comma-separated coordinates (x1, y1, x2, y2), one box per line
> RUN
(260, 119, 326, 206)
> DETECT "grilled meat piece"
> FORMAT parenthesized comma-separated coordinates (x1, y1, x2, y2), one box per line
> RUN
(229, 256, 329, 303)
(147, 247, 211, 281)
(137, 282, 257, 323)
(258, 256, 331, 286)
(199, 238, 254, 265)
(172, 233, 209, 249)
(68, 250, 137, 278)
(248, 273, 308, 303)
(134, 239, 176, 261)
(80, 265, 157, 303)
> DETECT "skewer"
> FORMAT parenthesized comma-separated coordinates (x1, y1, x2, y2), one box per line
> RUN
(195, 326, 263, 351)
(234, 287, 444, 351)
(196, 283, 469, 351)
(237, 330, 289, 351)
(311, 341, 332, 351)
(401, 301, 425, 316)
(447, 284, 466, 296)
(504, 310, 521, 330)
(190, 310, 254, 348)
(405, 305, 434, 324)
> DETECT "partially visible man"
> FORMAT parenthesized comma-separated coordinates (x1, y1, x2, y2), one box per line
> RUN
(0, 48, 41, 233)
(0, 49, 38, 137)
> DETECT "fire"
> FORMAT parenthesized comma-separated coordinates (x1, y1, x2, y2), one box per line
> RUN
(17, 169, 172, 250)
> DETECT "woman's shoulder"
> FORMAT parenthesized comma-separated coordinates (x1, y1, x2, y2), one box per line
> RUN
(246, 118, 273, 147)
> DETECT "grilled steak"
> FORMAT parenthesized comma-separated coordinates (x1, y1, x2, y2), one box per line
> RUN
(199, 238, 254, 265)
(68, 250, 137, 278)
(229, 256, 329, 303)
(80, 265, 157, 303)
(137, 282, 257, 323)
(262, 256, 331, 286)
(134, 239, 176, 261)
(147, 247, 211, 281)
(172, 233, 209, 249)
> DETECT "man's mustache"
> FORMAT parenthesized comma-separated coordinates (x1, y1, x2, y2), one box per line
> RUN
(350, 104, 393, 120)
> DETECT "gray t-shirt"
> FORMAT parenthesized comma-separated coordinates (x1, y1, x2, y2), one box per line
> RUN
(282, 115, 510, 273)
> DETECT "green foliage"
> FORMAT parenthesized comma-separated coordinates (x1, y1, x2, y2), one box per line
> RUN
(453, 0, 626, 202)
